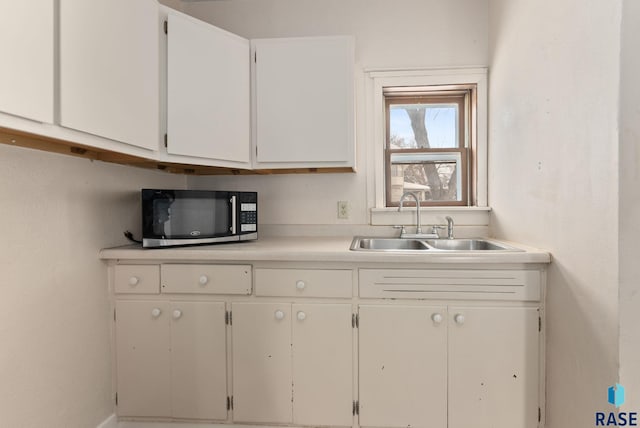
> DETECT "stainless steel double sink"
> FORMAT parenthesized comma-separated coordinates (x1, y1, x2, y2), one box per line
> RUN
(350, 237, 522, 252)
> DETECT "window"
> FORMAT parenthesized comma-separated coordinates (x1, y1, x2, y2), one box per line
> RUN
(385, 87, 474, 206)
(366, 68, 488, 216)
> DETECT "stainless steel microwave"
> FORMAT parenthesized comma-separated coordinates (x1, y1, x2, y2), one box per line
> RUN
(141, 189, 257, 248)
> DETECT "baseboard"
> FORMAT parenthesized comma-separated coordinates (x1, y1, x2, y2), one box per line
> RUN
(96, 414, 117, 428)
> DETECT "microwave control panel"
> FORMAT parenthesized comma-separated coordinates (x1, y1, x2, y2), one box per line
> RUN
(238, 193, 258, 233)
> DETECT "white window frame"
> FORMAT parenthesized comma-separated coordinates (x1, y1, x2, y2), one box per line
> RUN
(365, 67, 489, 225)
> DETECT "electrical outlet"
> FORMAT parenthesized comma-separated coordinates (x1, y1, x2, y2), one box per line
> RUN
(337, 201, 349, 219)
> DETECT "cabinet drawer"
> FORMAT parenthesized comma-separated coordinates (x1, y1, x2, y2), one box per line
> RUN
(114, 265, 160, 294)
(255, 268, 352, 298)
(359, 269, 541, 301)
(161, 264, 252, 295)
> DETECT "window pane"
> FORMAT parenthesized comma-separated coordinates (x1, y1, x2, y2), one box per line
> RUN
(389, 152, 463, 204)
(389, 104, 458, 149)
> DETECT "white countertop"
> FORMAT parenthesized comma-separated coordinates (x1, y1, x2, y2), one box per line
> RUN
(100, 236, 551, 265)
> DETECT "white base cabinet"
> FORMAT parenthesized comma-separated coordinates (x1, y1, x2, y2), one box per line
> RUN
(292, 303, 354, 427)
(108, 262, 544, 428)
(448, 306, 540, 428)
(115, 300, 227, 420)
(359, 305, 540, 428)
(115, 300, 172, 418)
(359, 305, 448, 428)
(231, 302, 293, 424)
(232, 302, 353, 426)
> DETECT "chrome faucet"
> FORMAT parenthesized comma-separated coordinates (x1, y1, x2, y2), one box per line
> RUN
(399, 192, 422, 235)
(445, 216, 454, 239)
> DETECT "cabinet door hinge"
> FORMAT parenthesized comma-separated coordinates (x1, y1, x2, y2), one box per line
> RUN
(113, 309, 116, 322)
(164, 133, 168, 148)
(164, 20, 168, 34)
(115, 393, 118, 406)
(225, 311, 232, 325)
(254, 51, 257, 63)
(352, 400, 359, 415)
(538, 407, 541, 422)
(538, 316, 542, 332)
(352, 313, 359, 328)
(227, 396, 231, 410)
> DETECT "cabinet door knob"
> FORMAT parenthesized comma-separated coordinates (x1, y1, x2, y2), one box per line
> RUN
(274, 310, 285, 320)
(297, 311, 307, 321)
(151, 308, 161, 318)
(454, 313, 465, 325)
(296, 280, 306, 290)
(199, 275, 209, 285)
(173, 309, 183, 320)
(431, 313, 443, 324)
(128, 276, 139, 286)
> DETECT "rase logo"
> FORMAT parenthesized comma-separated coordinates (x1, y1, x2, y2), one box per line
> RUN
(596, 384, 638, 426)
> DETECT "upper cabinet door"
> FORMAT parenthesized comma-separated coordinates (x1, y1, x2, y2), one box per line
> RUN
(253, 36, 355, 168)
(0, 1, 54, 123)
(167, 11, 250, 165)
(59, 0, 159, 151)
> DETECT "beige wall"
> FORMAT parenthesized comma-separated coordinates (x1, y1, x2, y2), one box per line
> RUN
(0, 144, 185, 428)
(183, 0, 489, 226)
(488, 0, 621, 426)
(619, 0, 640, 410)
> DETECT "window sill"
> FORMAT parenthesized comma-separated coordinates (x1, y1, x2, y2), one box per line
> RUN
(370, 206, 491, 227)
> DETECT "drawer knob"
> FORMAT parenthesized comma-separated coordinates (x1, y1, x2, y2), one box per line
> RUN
(274, 310, 285, 320)
(151, 308, 162, 318)
(297, 311, 307, 321)
(454, 313, 466, 325)
(431, 313, 443, 324)
(199, 275, 209, 285)
(296, 280, 306, 290)
(173, 309, 183, 320)
(128, 276, 139, 286)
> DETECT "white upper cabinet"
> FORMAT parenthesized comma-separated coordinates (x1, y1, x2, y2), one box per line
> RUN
(0, 2, 357, 172)
(0, 1, 54, 123)
(252, 36, 355, 169)
(166, 10, 251, 166)
(59, 0, 159, 151)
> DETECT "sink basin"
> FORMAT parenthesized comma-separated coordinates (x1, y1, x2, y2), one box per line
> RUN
(352, 238, 430, 251)
(424, 239, 519, 251)
(350, 237, 522, 252)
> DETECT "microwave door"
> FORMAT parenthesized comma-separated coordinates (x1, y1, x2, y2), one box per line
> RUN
(164, 196, 230, 238)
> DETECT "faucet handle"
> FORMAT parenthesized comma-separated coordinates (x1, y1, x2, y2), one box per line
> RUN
(393, 225, 407, 237)
(430, 225, 445, 238)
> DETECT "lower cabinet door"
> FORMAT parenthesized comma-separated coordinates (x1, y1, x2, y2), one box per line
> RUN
(292, 303, 353, 426)
(171, 301, 227, 420)
(232, 302, 293, 424)
(358, 305, 448, 428)
(448, 307, 540, 428)
(115, 301, 172, 417)
(116, 300, 228, 420)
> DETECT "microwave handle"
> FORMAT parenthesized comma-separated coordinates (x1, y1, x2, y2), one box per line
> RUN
(230, 195, 237, 234)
